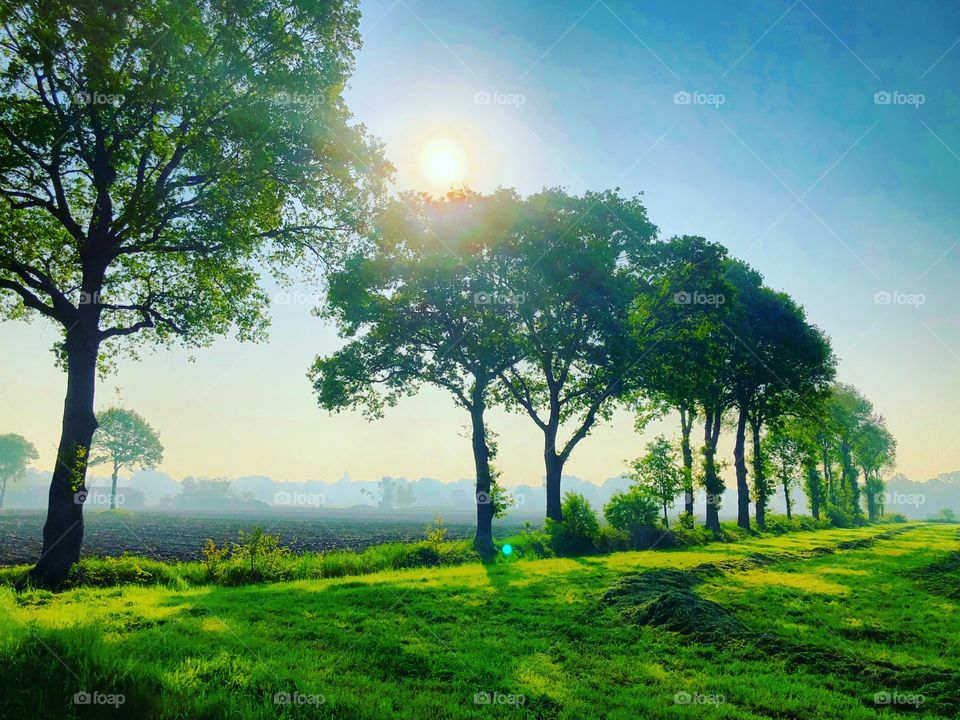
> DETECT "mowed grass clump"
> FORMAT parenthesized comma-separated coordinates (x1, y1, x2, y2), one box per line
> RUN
(3, 523, 957, 719)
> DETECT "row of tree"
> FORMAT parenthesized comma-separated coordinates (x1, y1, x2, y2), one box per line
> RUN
(310, 189, 896, 553)
(0, 0, 894, 585)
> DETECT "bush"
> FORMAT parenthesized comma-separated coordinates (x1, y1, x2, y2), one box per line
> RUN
(880, 512, 908, 524)
(763, 514, 830, 535)
(604, 487, 660, 548)
(547, 492, 601, 555)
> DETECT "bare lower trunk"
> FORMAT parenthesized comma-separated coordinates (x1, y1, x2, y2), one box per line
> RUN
(702, 405, 723, 535)
(662, 501, 669, 528)
(734, 406, 750, 530)
(110, 463, 119, 511)
(751, 418, 766, 531)
(25, 333, 99, 589)
(784, 485, 793, 520)
(545, 444, 563, 522)
(679, 407, 695, 517)
(0, 477, 6, 509)
(470, 389, 495, 557)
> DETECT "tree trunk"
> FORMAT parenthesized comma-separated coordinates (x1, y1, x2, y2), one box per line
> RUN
(24, 333, 99, 589)
(733, 406, 750, 530)
(470, 389, 495, 557)
(702, 405, 723, 535)
(544, 443, 563, 522)
(662, 501, 669, 528)
(0, 477, 6, 509)
(110, 462, 119, 511)
(679, 407, 695, 517)
(821, 445, 833, 504)
(751, 418, 766, 531)
(784, 484, 793, 520)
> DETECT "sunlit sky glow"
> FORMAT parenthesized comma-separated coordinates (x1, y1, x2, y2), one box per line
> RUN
(2, 0, 960, 487)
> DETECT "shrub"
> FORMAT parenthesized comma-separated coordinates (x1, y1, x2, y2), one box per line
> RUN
(604, 487, 660, 548)
(880, 512, 908, 524)
(547, 492, 601, 555)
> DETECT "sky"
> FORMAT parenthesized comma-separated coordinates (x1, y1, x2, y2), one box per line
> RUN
(2, 0, 960, 488)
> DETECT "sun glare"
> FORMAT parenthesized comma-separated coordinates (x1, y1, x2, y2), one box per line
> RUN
(420, 138, 466, 188)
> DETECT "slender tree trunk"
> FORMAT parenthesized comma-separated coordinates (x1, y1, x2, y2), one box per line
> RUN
(821, 445, 833, 504)
(702, 405, 723, 535)
(544, 443, 563, 522)
(110, 462, 119, 511)
(25, 331, 99, 589)
(806, 464, 821, 520)
(662, 501, 669, 528)
(0, 477, 6, 509)
(679, 407, 695, 517)
(784, 483, 793, 520)
(733, 406, 750, 530)
(470, 388, 495, 557)
(751, 418, 767, 531)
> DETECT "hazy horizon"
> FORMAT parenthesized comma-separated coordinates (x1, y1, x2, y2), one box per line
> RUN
(2, 0, 959, 488)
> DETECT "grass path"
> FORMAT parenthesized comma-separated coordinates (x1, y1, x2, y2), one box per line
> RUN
(1, 523, 957, 719)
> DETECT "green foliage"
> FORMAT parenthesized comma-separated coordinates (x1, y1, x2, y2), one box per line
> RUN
(604, 487, 659, 534)
(423, 514, 448, 545)
(90, 407, 164, 473)
(0, 433, 38, 505)
(628, 435, 683, 526)
(546, 492, 602, 555)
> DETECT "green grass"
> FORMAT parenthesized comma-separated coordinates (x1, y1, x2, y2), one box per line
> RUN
(1, 523, 957, 719)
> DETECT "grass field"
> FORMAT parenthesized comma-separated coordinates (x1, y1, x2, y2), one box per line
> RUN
(1, 523, 958, 719)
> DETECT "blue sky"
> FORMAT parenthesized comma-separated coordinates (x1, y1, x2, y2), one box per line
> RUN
(2, 0, 959, 486)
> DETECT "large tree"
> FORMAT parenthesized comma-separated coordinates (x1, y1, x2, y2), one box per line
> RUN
(0, 0, 386, 587)
(495, 189, 658, 521)
(0, 433, 38, 508)
(90, 407, 163, 509)
(722, 261, 834, 530)
(311, 190, 522, 555)
(630, 235, 730, 521)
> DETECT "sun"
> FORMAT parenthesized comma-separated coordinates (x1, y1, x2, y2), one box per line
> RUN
(419, 138, 466, 188)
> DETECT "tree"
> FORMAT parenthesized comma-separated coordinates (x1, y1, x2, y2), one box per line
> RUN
(0, 0, 386, 587)
(0, 433, 39, 508)
(723, 260, 835, 530)
(630, 235, 731, 521)
(311, 190, 521, 556)
(827, 385, 875, 517)
(496, 189, 657, 521)
(90, 408, 163, 510)
(763, 422, 806, 520)
(852, 416, 896, 521)
(628, 435, 683, 527)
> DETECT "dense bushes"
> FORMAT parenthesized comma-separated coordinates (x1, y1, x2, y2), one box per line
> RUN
(546, 493, 602, 554)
